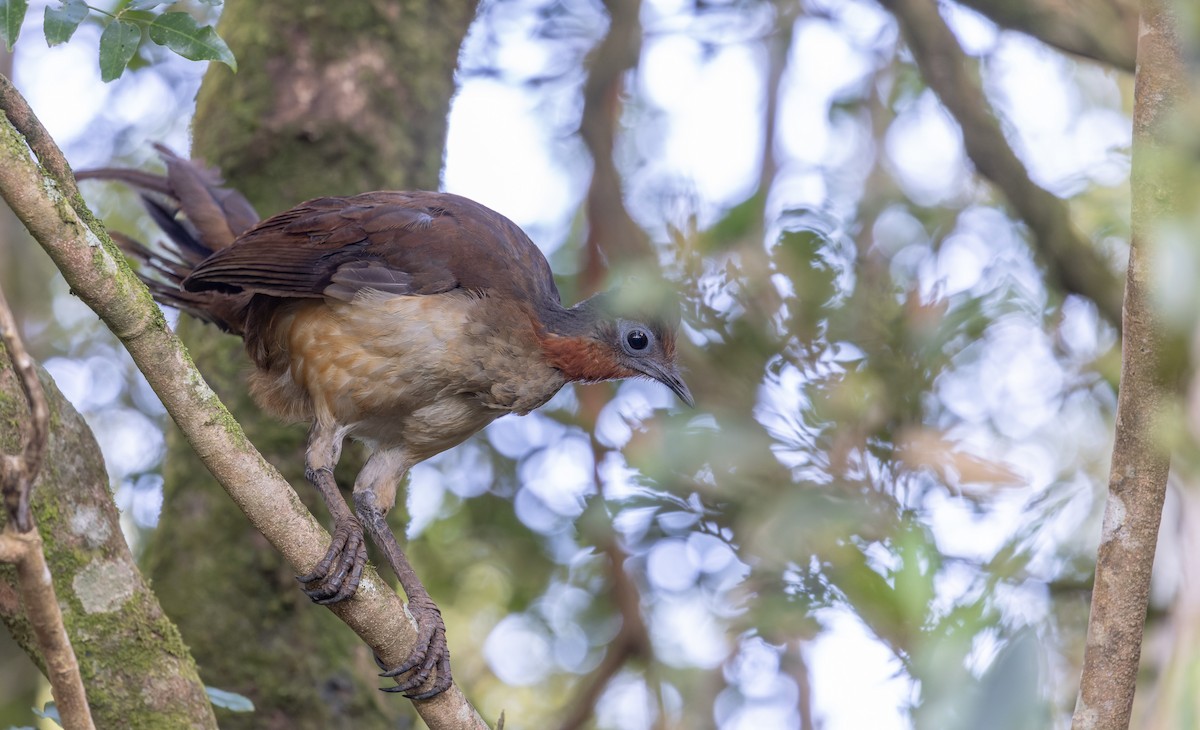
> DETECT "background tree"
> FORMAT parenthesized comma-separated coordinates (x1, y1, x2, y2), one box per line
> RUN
(6, 0, 1200, 728)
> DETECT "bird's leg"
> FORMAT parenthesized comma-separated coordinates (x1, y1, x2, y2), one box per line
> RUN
(296, 423, 368, 604)
(352, 450, 451, 699)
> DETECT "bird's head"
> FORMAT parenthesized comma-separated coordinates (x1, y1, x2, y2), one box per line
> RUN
(538, 293, 694, 407)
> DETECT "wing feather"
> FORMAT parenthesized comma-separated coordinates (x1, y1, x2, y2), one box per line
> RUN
(182, 191, 560, 307)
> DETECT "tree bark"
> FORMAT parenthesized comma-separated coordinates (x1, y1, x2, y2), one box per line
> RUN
(143, 2, 479, 727)
(1071, 1, 1188, 727)
(0, 344, 215, 729)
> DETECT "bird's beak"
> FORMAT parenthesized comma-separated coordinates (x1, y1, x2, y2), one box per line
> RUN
(640, 362, 694, 407)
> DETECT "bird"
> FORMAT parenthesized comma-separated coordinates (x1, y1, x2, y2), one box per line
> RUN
(79, 145, 692, 700)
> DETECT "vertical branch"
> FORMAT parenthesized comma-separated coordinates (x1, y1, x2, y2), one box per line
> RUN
(579, 0, 652, 291)
(558, 2, 654, 728)
(0, 283, 94, 730)
(1071, 2, 1187, 728)
(756, 0, 797, 213)
(0, 283, 45, 531)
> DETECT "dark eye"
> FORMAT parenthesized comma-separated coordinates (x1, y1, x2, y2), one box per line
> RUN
(626, 329, 650, 351)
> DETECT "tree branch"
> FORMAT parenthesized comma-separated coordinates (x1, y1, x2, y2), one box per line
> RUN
(0, 81, 487, 730)
(0, 530, 93, 730)
(556, 542, 650, 730)
(0, 74, 80, 203)
(0, 282, 93, 730)
(954, 0, 1137, 72)
(1071, 2, 1185, 727)
(579, 0, 652, 291)
(880, 0, 1125, 330)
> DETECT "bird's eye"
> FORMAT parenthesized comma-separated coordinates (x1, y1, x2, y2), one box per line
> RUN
(626, 329, 650, 351)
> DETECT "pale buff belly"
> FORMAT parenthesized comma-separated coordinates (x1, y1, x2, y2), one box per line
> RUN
(250, 291, 566, 459)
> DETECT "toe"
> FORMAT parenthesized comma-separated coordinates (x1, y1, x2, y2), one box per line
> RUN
(377, 603, 452, 699)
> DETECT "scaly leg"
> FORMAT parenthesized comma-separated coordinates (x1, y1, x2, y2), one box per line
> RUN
(296, 423, 368, 604)
(353, 450, 451, 699)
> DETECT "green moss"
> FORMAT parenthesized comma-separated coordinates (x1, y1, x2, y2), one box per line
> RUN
(68, 597, 205, 729)
(1, 359, 215, 728)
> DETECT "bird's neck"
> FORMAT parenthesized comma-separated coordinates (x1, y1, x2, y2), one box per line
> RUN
(534, 299, 633, 383)
(537, 295, 604, 337)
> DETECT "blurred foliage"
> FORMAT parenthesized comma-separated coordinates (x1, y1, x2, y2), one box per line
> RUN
(0, 0, 1162, 728)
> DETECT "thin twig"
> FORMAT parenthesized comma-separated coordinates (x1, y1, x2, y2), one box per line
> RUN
(0, 75, 486, 730)
(1071, 2, 1185, 728)
(879, 0, 1125, 330)
(0, 280, 47, 531)
(556, 542, 650, 730)
(0, 285, 93, 729)
(784, 640, 815, 730)
(0, 531, 94, 730)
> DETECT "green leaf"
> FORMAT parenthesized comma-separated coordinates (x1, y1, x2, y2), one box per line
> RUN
(148, 12, 236, 71)
(43, 0, 88, 46)
(205, 686, 254, 712)
(98, 18, 140, 82)
(0, 0, 28, 50)
(128, 0, 164, 9)
(31, 702, 61, 727)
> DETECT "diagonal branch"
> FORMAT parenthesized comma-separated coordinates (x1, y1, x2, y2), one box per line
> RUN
(1072, 2, 1186, 727)
(879, 0, 1125, 329)
(954, 0, 1137, 72)
(0, 74, 79, 204)
(0, 79, 487, 730)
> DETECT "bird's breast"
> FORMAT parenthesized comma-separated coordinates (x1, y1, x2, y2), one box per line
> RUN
(266, 290, 567, 455)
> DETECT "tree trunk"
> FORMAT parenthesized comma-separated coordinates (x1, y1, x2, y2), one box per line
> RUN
(0, 346, 215, 729)
(142, 2, 478, 727)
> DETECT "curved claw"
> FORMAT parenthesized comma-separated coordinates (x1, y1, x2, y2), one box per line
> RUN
(406, 652, 453, 700)
(297, 517, 367, 604)
(375, 598, 451, 699)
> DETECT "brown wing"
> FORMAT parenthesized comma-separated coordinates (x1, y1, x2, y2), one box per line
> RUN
(182, 191, 562, 307)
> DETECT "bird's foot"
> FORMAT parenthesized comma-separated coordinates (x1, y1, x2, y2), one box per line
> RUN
(296, 516, 368, 604)
(375, 594, 451, 700)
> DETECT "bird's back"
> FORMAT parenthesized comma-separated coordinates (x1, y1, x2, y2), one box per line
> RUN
(187, 191, 560, 309)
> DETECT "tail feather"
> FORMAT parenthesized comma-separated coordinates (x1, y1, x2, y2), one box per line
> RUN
(79, 147, 261, 334)
(141, 196, 213, 266)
